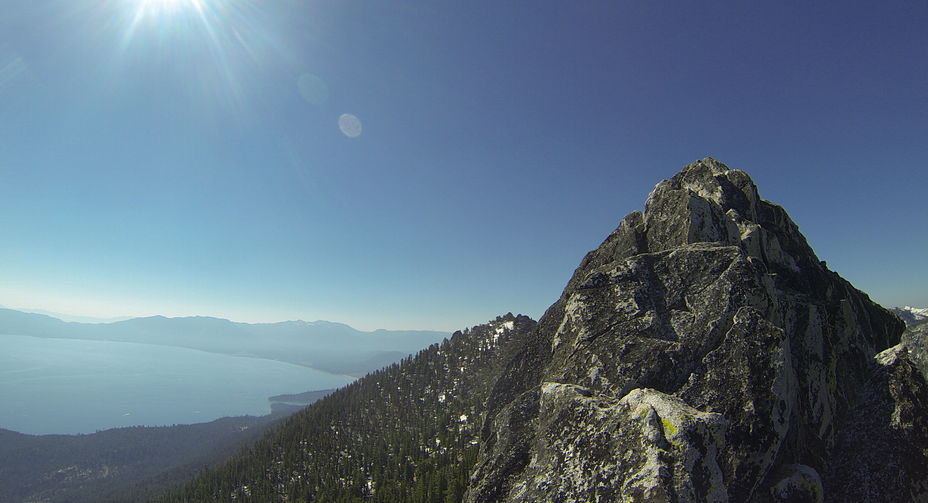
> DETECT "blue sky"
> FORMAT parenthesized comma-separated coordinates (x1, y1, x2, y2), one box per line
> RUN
(0, 1, 925, 331)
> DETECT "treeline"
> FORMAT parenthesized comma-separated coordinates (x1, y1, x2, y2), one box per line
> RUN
(155, 314, 536, 503)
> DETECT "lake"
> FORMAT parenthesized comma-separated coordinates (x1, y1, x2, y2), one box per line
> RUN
(0, 333, 355, 435)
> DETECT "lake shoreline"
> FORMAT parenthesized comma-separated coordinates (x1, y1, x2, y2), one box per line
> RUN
(0, 333, 353, 435)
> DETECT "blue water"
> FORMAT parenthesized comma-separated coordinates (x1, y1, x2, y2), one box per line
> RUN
(0, 334, 354, 435)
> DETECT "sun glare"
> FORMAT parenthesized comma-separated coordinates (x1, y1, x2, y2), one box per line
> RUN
(136, 0, 201, 15)
(117, 0, 262, 110)
(142, 0, 191, 7)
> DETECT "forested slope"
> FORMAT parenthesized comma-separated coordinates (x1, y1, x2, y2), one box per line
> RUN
(156, 314, 535, 502)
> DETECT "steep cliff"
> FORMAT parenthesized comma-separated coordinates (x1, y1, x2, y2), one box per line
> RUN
(903, 322, 928, 383)
(467, 159, 926, 502)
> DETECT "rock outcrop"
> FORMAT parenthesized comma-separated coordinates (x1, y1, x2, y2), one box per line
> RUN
(903, 322, 928, 383)
(466, 159, 924, 502)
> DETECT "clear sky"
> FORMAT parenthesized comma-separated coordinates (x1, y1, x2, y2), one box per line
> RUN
(0, 1, 925, 331)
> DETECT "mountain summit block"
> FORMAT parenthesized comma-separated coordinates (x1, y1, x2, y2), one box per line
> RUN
(467, 158, 927, 502)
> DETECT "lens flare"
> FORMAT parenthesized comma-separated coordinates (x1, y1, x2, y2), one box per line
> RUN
(338, 114, 363, 138)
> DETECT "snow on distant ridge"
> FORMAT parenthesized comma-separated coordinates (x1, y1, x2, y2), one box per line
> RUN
(893, 306, 928, 327)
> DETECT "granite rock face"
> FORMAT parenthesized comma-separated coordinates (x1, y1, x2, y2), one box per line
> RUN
(903, 322, 928, 377)
(465, 159, 922, 502)
(826, 344, 928, 502)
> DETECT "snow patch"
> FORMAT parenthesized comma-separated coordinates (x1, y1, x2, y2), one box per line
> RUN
(491, 320, 515, 343)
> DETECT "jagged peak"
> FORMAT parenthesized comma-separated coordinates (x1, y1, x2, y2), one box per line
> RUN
(644, 158, 761, 240)
(569, 159, 822, 301)
(645, 157, 746, 209)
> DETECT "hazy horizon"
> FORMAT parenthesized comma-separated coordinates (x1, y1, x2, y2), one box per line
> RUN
(0, 303, 454, 332)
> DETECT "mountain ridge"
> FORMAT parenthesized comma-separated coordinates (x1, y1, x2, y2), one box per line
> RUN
(157, 158, 926, 502)
(0, 307, 444, 333)
(0, 308, 448, 376)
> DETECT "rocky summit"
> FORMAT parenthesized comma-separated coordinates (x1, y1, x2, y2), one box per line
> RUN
(466, 159, 928, 502)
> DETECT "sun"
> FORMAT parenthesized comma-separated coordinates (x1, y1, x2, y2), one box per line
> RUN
(117, 0, 258, 109)
(136, 0, 201, 15)
(120, 0, 221, 49)
(141, 0, 192, 7)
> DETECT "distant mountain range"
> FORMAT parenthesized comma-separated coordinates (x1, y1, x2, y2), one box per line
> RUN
(891, 305, 928, 327)
(0, 308, 448, 376)
(0, 307, 134, 323)
(0, 311, 448, 502)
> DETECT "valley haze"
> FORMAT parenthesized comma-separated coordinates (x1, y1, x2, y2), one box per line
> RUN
(0, 307, 447, 376)
(0, 308, 446, 434)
